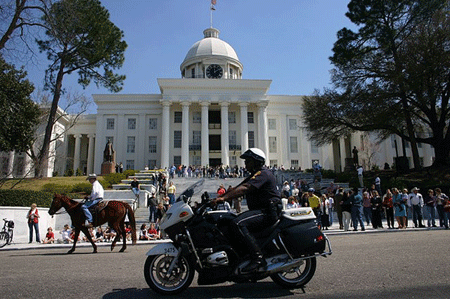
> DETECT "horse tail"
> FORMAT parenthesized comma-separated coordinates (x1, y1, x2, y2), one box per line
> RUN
(125, 203, 137, 245)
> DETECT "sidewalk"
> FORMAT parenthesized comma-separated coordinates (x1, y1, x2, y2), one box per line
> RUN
(0, 238, 167, 251)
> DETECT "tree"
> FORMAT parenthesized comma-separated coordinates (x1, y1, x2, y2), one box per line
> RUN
(34, 0, 127, 177)
(0, 55, 40, 153)
(0, 0, 49, 52)
(302, 0, 450, 168)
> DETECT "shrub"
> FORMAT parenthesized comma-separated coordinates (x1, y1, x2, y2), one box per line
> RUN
(64, 169, 74, 177)
(75, 168, 83, 176)
(72, 182, 92, 194)
(123, 169, 135, 178)
(41, 183, 73, 194)
(102, 173, 125, 188)
(0, 190, 53, 208)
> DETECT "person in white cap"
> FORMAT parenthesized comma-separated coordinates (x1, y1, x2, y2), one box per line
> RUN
(408, 187, 425, 228)
(82, 174, 104, 227)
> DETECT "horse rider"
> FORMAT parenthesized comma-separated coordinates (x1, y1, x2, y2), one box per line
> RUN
(82, 174, 104, 228)
(214, 148, 281, 273)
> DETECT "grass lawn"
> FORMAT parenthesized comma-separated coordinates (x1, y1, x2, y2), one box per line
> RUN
(1, 176, 94, 191)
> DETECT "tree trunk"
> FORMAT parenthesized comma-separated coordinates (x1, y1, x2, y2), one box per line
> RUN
(35, 59, 66, 177)
(0, 1, 26, 50)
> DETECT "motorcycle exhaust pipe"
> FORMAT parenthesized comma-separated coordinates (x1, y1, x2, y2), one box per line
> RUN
(265, 258, 304, 274)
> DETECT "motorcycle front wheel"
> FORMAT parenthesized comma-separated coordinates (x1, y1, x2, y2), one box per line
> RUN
(270, 256, 316, 288)
(144, 254, 195, 295)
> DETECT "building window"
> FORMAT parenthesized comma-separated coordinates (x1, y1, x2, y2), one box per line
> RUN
(174, 156, 181, 166)
(16, 157, 25, 176)
(193, 112, 201, 123)
(149, 136, 157, 153)
(270, 160, 278, 167)
(149, 118, 157, 130)
(289, 119, 297, 130)
(106, 118, 115, 130)
(126, 160, 134, 170)
(127, 136, 135, 153)
(247, 112, 254, 124)
(391, 135, 397, 148)
(291, 159, 299, 169)
(191, 68, 195, 78)
(268, 119, 276, 130)
(228, 111, 236, 123)
(193, 131, 201, 145)
(174, 131, 182, 148)
(148, 160, 157, 169)
(229, 130, 236, 146)
(106, 136, 113, 144)
(230, 156, 237, 166)
(229, 68, 233, 78)
(128, 118, 136, 130)
(290, 137, 298, 153)
(311, 141, 319, 154)
(174, 111, 182, 123)
(248, 131, 255, 148)
(193, 156, 201, 166)
(269, 137, 277, 153)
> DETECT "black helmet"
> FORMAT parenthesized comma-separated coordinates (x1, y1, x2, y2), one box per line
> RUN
(240, 148, 266, 163)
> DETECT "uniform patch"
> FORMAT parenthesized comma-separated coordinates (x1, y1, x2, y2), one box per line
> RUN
(251, 171, 261, 180)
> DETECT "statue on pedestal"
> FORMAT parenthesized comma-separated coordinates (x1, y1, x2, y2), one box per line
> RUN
(101, 139, 116, 175)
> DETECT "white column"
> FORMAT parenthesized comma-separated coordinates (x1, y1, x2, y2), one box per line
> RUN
(239, 103, 249, 167)
(340, 137, 346, 171)
(73, 134, 81, 171)
(94, 114, 105, 174)
(161, 102, 171, 169)
(6, 151, 15, 178)
(116, 114, 125, 165)
(181, 102, 190, 166)
(201, 101, 210, 167)
(87, 134, 95, 174)
(221, 102, 230, 166)
(257, 102, 269, 160)
(279, 114, 288, 167)
(137, 113, 146, 169)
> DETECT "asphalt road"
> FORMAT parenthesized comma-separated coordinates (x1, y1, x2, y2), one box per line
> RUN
(1, 230, 449, 299)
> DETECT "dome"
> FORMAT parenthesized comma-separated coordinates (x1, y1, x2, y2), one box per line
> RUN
(180, 28, 242, 71)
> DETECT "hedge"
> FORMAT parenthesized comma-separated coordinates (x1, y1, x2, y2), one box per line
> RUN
(0, 190, 54, 208)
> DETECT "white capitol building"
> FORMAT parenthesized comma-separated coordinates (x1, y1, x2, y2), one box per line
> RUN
(1, 27, 435, 177)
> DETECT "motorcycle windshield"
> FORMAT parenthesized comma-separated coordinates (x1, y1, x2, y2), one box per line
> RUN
(176, 179, 205, 202)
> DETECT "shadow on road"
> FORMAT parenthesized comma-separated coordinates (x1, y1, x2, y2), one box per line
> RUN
(102, 282, 297, 299)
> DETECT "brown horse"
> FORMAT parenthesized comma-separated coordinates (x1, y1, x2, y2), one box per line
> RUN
(48, 194, 137, 254)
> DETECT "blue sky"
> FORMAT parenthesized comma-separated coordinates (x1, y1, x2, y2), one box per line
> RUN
(21, 0, 355, 113)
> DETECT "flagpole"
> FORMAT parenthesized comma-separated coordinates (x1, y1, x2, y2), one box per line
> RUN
(210, 4, 213, 28)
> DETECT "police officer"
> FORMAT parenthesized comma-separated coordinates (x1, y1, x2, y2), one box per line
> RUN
(215, 148, 281, 273)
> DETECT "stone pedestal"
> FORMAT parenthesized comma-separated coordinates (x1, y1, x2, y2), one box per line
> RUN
(344, 158, 356, 173)
(101, 161, 116, 175)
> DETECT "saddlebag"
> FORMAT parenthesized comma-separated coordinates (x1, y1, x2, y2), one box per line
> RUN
(279, 221, 326, 257)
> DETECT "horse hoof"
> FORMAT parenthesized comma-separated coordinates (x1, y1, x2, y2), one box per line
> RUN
(67, 250, 74, 254)
(119, 248, 125, 252)
(93, 250, 97, 253)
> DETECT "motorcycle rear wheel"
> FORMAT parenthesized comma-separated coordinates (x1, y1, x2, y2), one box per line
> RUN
(270, 257, 316, 288)
(144, 254, 195, 295)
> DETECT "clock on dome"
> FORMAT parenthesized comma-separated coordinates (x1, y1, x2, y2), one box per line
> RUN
(206, 64, 223, 79)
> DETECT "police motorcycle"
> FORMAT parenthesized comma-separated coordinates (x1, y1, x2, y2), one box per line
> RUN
(143, 179, 332, 295)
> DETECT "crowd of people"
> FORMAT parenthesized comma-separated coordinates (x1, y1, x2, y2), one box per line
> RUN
(279, 178, 450, 232)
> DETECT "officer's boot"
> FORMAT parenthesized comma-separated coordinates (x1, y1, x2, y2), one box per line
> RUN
(240, 227, 266, 273)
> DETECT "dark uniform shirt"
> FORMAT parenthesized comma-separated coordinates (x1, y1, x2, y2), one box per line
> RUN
(245, 168, 281, 211)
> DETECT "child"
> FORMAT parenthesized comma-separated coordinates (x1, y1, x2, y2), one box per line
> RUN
(42, 227, 55, 244)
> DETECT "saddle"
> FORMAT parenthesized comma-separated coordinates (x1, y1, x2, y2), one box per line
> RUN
(88, 201, 108, 224)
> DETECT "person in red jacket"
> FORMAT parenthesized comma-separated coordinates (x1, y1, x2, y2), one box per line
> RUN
(26, 203, 40, 243)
